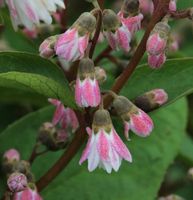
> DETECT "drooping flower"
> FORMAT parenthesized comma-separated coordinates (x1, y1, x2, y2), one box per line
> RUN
(118, 0, 143, 35)
(3, 149, 20, 162)
(13, 186, 42, 200)
(4, 0, 65, 31)
(75, 58, 101, 108)
(134, 89, 168, 112)
(79, 109, 132, 173)
(55, 12, 96, 62)
(102, 9, 132, 52)
(113, 96, 153, 140)
(7, 172, 27, 193)
(48, 98, 79, 132)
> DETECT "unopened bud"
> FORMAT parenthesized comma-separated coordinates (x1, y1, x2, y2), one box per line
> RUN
(169, 0, 177, 12)
(94, 67, 107, 84)
(7, 172, 27, 193)
(78, 58, 95, 80)
(122, 0, 139, 17)
(102, 9, 121, 31)
(38, 122, 69, 151)
(74, 12, 96, 36)
(148, 53, 166, 69)
(3, 149, 20, 162)
(134, 89, 168, 112)
(39, 35, 58, 58)
(147, 22, 170, 55)
(93, 109, 112, 133)
(113, 96, 135, 119)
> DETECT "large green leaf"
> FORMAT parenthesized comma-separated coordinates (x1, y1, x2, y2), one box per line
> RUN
(121, 58, 193, 106)
(0, 52, 76, 108)
(0, 98, 188, 200)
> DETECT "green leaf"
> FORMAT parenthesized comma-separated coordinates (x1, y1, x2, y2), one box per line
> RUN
(121, 58, 193, 106)
(179, 135, 193, 166)
(0, 98, 188, 200)
(0, 52, 76, 109)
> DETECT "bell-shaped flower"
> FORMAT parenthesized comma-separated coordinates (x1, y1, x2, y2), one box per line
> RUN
(113, 96, 153, 140)
(79, 109, 132, 173)
(75, 58, 101, 108)
(55, 12, 96, 62)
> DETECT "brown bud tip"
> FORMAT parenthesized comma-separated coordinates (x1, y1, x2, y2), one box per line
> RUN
(122, 0, 139, 17)
(153, 22, 170, 39)
(113, 96, 134, 116)
(102, 9, 120, 31)
(134, 89, 168, 112)
(93, 109, 112, 132)
(78, 58, 95, 80)
(75, 12, 96, 35)
(94, 67, 107, 84)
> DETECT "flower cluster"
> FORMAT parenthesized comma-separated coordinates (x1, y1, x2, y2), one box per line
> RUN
(2, 149, 42, 199)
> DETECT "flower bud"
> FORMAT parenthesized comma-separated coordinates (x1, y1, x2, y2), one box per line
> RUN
(121, 0, 140, 17)
(39, 35, 58, 58)
(147, 22, 170, 55)
(13, 185, 42, 200)
(3, 149, 20, 162)
(148, 53, 166, 69)
(139, 0, 154, 15)
(38, 122, 69, 151)
(102, 9, 121, 31)
(7, 172, 27, 193)
(75, 58, 101, 107)
(169, 0, 177, 12)
(74, 12, 96, 36)
(134, 89, 168, 112)
(113, 96, 153, 139)
(94, 67, 107, 84)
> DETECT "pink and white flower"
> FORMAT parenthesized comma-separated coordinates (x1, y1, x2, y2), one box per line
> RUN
(118, 11, 143, 35)
(75, 77, 101, 108)
(123, 109, 154, 139)
(4, 0, 65, 31)
(79, 109, 132, 173)
(113, 96, 153, 140)
(13, 187, 42, 200)
(148, 53, 166, 69)
(3, 149, 20, 162)
(103, 9, 131, 52)
(104, 24, 132, 52)
(55, 12, 96, 62)
(7, 172, 27, 193)
(48, 98, 79, 132)
(75, 58, 101, 108)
